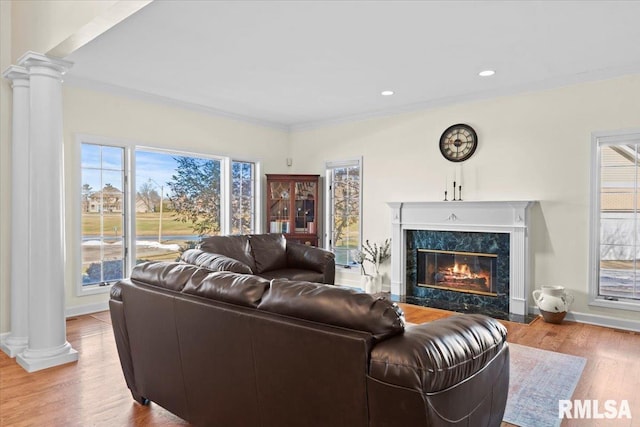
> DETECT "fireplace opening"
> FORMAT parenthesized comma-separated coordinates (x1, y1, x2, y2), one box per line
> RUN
(416, 249, 498, 296)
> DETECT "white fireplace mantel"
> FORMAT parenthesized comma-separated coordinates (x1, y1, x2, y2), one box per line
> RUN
(387, 201, 537, 317)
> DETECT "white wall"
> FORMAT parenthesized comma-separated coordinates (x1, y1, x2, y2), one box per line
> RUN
(62, 85, 289, 312)
(289, 74, 640, 322)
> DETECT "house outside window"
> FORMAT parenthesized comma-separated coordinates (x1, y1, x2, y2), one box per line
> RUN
(590, 130, 640, 310)
(325, 158, 362, 266)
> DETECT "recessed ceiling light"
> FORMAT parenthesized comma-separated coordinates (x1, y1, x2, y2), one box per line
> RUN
(478, 70, 496, 77)
(381, 90, 394, 96)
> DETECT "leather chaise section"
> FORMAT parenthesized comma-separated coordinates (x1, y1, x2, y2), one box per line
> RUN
(369, 314, 507, 392)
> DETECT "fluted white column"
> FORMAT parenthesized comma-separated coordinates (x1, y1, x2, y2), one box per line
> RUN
(1, 66, 30, 358)
(15, 52, 77, 372)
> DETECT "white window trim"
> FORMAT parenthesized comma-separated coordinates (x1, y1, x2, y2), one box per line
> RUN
(325, 157, 363, 266)
(589, 128, 640, 312)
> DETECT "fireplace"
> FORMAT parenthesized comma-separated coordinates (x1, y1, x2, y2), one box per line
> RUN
(417, 249, 497, 295)
(387, 201, 536, 319)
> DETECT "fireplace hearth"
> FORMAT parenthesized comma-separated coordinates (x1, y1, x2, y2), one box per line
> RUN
(407, 229, 510, 318)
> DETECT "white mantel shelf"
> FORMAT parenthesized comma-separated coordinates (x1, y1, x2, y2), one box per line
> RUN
(387, 200, 537, 317)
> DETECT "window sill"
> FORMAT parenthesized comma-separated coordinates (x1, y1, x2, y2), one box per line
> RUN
(336, 265, 361, 275)
(590, 296, 640, 312)
(77, 284, 112, 297)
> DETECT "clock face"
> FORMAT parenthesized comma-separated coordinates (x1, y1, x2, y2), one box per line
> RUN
(439, 124, 478, 162)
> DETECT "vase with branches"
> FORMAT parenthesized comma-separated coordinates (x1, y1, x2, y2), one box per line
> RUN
(351, 238, 391, 293)
(362, 239, 391, 276)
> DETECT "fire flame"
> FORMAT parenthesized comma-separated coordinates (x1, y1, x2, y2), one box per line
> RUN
(447, 263, 490, 283)
(452, 263, 470, 275)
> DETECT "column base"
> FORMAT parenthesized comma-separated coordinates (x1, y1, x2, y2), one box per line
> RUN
(0, 335, 29, 358)
(16, 341, 78, 372)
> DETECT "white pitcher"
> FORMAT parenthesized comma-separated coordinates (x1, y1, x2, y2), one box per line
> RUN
(532, 285, 574, 323)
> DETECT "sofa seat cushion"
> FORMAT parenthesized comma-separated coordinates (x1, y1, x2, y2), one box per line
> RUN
(256, 268, 325, 283)
(258, 279, 405, 340)
(249, 234, 287, 273)
(368, 314, 508, 393)
(182, 249, 252, 274)
(199, 235, 256, 272)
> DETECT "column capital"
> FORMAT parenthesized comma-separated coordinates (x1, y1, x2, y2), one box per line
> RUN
(16, 51, 73, 75)
(2, 65, 29, 86)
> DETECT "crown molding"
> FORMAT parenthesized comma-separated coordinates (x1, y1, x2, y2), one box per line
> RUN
(65, 63, 640, 134)
(290, 64, 640, 132)
(63, 75, 290, 132)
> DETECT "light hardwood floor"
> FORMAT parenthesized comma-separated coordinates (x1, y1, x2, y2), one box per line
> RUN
(1, 305, 638, 426)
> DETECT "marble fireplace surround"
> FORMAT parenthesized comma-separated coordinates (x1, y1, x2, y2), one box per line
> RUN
(387, 201, 536, 317)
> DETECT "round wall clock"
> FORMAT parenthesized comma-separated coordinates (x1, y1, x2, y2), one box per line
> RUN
(439, 123, 478, 162)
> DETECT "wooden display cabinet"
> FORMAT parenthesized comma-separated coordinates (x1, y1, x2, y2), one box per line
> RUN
(266, 174, 319, 246)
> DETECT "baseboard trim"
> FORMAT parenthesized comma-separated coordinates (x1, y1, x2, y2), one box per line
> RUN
(65, 301, 109, 318)
(531, 307, 640, 332)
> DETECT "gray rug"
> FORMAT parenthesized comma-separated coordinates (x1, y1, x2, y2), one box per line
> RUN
(504, 343, 586, 427)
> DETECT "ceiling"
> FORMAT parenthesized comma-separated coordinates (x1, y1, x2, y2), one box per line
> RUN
(66, 1, 640, 130)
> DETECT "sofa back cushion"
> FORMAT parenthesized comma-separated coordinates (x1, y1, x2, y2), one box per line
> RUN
(199, 235, 256, 272)
(258, 279, 405, 340)
(130, 261, 207, 292)
(249, 234, 287, 273)
(182, 249, 252, 274)
(183, 271, 270, 308)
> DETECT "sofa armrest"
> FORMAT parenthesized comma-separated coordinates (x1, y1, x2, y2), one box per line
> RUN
(369, 314, 507, 393)
(285, 242, 335, 284)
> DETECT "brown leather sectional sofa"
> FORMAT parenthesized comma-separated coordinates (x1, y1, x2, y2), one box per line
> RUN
(110, 259, 509, 426)
(182, 233, 335, 284)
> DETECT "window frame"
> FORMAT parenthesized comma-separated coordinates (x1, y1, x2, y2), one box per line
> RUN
(229, 159, 259, 235)
(589, 129, 640, 311)
(325, 157, 363, 268)
(76, 135, 133, 296)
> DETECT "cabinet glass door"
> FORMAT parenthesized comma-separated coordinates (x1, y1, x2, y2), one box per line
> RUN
(294, 181, 316, 233)
(268, 181, 291, 233)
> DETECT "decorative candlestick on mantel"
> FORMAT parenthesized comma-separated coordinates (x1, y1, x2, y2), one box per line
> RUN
(452, 181, 457, 201)
(458, 185, 462, 201)
(443, 190, 448, 201)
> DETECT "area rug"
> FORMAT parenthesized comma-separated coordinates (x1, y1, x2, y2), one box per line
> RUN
(504, 343, 586, 427)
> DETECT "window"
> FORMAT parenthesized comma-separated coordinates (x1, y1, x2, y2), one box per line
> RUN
(231, 160, 256, 235)
(78, 136, 259, 295)
(81, 143, 127, 288)
(326, 158, 362, 266)
(590, 130, 640, 310)
(134, 149, 222, 265)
